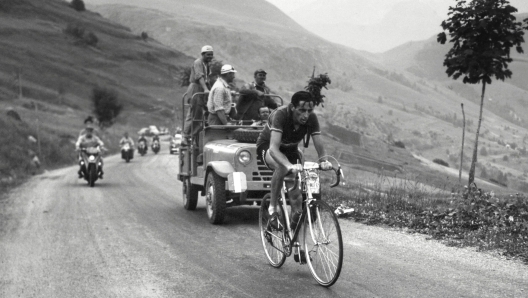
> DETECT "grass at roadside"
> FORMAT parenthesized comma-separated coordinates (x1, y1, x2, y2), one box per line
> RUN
(323, 173, 528, 264)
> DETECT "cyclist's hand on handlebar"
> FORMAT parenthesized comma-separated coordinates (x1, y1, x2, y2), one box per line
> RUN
(320, 160, 333, 171)
(288, 164, 303, 175)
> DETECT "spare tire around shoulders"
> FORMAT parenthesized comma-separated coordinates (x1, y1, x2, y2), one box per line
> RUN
(232, 128, 262, 143)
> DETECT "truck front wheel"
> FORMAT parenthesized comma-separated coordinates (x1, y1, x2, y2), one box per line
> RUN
(205, 172, 226, 224)
(183, 178, 198, 210)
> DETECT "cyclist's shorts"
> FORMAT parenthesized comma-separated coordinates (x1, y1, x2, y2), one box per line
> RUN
(257, 143, 302, 170)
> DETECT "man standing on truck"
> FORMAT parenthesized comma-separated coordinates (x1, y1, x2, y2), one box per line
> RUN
(256, 91, 332, 230)
(206, 64, 237, 125)
(235, 69, 278, 122)
(182, 45, 214, 145)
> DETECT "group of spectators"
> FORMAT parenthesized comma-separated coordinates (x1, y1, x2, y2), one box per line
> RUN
(182, 45, 278, 145)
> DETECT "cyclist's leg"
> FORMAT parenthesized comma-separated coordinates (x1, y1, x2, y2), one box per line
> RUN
(285, 148, 303, 228)
(263, 149, 289, 214)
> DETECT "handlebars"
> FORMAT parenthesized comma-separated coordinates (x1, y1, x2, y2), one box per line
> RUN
(285, 159, 344, 192)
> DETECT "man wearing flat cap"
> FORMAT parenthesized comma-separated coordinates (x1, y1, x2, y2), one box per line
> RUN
(182, 45, 214, 144)
(235, 69, 279, 123)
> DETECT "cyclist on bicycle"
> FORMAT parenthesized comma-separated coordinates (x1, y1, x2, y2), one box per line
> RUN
(256, 90, 332, 231)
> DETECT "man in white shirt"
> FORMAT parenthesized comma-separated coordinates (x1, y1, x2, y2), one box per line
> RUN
(206, 64, 237, 125)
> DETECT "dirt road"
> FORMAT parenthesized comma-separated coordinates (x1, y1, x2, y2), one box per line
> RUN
(1, 149, 527, 297)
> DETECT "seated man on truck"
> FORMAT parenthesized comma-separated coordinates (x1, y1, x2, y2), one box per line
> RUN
(251, 106, 270, 127)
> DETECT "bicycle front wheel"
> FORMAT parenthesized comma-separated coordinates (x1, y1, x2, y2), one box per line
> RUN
(304, 199, 343, 287)
(259, 194, 287, 268)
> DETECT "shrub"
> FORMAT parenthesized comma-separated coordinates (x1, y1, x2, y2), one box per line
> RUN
(393, 140, 405, 149)
(64, 23, 85, 39)
(70, 0, 85, 12)
(84, 31, 98, 46)
(63, 23, 98, 47)
(433, 158, 449, 167)
(503, 155, 509, 162)
(141, 31, 148, 41)
(91, 86, 122, 129)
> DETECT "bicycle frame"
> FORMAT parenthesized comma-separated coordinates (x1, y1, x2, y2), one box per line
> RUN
(276, 160, 342, 258)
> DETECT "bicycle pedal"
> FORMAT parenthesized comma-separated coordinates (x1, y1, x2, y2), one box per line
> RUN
(294, 253, 307, 264)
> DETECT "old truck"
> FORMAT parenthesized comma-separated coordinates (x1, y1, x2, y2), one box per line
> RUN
(177, 92, 282, 224)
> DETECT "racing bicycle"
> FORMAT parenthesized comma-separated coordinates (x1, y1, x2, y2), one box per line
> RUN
(259, 156, 344, 287)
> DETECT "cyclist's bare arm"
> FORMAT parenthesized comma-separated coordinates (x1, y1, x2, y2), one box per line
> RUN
(268, 131, 297, 173)
(312, 134, 327, 161)
(312, 134, 332, 170)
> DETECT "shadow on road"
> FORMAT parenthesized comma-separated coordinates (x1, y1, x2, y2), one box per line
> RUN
(191, 206, 260, 226)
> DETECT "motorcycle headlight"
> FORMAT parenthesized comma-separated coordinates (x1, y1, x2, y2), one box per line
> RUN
(88, 155, 95, 162)
(238, 150, 251, 166)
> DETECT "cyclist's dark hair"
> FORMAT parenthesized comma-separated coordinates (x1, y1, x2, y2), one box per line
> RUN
(291, 91, 315, 108)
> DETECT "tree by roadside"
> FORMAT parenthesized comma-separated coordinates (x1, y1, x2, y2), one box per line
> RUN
(437, 0, 528, 192)
(91, 86, 122, 130)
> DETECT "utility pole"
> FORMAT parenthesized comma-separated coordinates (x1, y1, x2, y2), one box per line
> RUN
(34, 101, 42, 158)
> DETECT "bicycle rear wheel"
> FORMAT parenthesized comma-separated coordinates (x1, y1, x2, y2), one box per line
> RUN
(259, 194, 287, 268)
(304, 200, 343, 287)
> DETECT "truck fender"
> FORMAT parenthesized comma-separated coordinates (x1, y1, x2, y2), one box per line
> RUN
(206, 161, 235, 179)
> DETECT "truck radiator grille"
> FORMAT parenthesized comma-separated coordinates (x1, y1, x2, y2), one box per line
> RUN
(252, 160, 273, 181)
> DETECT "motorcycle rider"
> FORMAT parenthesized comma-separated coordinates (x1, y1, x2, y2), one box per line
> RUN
(151, 134, 160, 152)
(138, 134, 148, 153)
(78, 116, 98, 137)
(75, 124, 104, 179)
(152, 134, 160, 144)
(119, 132, 135, 159)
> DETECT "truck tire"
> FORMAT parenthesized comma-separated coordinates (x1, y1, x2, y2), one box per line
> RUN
(205, 171, 226, 224)
(183, 177, 198, 210)
(88, 164, 96, 187)
(232, 128, 262, 143)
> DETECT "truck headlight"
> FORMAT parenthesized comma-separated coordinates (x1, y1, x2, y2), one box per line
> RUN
(238, 150, 251, 166)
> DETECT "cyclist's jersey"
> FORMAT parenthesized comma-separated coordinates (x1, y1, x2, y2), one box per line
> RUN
(256, 104, 320, 151)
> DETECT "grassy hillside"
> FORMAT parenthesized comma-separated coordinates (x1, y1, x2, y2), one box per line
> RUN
(88, 1, 528, 194)
(0, 0, 193, 188)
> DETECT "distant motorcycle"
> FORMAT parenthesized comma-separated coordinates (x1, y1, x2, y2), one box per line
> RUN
(79, 146, 103, 187)
(138, 141, 148, 156)
(152, 139, 160, 154)
(121, 143, 134, 162)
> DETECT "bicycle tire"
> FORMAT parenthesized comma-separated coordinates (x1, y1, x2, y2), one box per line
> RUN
(304, 199, 343, 287)
(259, 194, 287, 268)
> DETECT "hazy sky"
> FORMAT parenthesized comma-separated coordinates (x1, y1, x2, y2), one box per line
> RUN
(267, 0, 528, 52)
(267, 0, 528, 22)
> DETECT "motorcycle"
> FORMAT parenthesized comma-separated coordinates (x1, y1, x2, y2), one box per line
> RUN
(138, 140, 148, 156)
(79, 146, 103, 187)
(121, 143, 134, 162)
(151, 139, 160, 154)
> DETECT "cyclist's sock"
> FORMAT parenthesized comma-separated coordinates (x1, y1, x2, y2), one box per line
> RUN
(268, 206, 276, 215)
